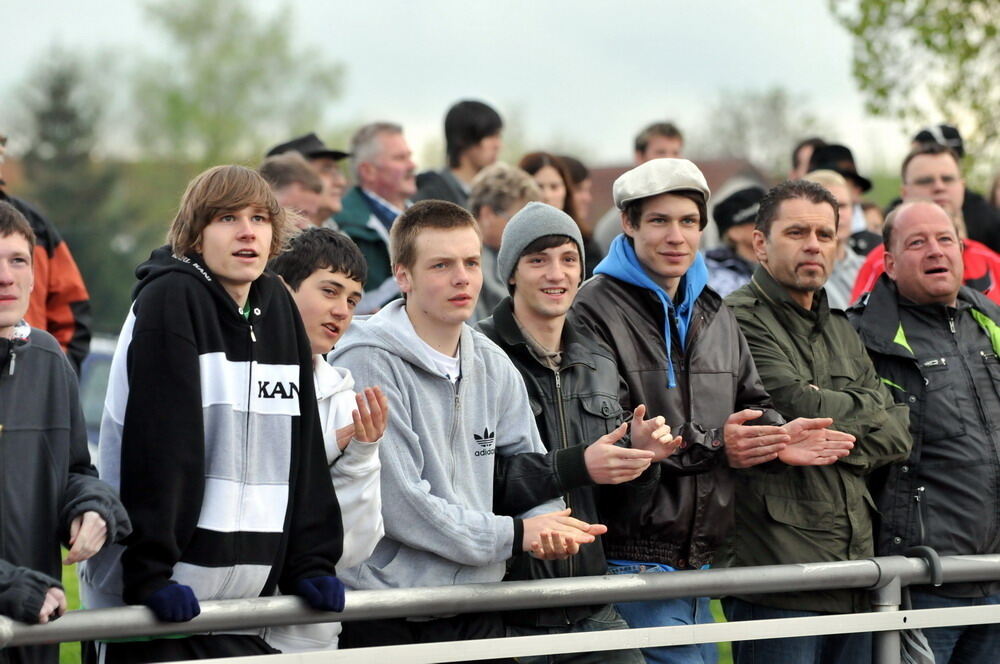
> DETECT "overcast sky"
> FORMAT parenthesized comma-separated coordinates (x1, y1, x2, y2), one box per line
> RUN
(3, 0, 911, 172)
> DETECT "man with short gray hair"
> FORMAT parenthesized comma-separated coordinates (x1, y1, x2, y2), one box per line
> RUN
(335, 122, 417, 313)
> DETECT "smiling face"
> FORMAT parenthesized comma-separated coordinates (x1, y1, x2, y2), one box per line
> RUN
(289, 268, 362, 355)
(0, 232, 33, 339)
(396, 226, 483, 335)
(511, 240, 581, 323)
(622, 192, 702, 297)
(754, 198, 838, 309)
(198, 205, 273, 306)
(885, 202, 964, 306)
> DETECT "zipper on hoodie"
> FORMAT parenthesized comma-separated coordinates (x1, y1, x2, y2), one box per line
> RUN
(234, 314, 257, 584)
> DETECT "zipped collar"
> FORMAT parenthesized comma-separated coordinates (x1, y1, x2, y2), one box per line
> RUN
(490, 297, 597, 372)
(748, 265, 830, 332)
(851, 273, 1000, 358)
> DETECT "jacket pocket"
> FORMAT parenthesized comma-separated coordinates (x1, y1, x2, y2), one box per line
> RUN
(980, 352, 1000, 431)
(763, 494, 835, 532)
(919, 360, 966, 441)
(579, 394, 624, 436)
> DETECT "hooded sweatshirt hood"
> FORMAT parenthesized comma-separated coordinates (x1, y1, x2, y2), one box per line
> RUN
(133, 245, 271, 317)
(594, 234, 708, 387)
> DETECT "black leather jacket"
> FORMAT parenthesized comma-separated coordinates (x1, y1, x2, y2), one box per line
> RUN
(478, 298, 658, 626)
(849, 276, 1000, 597)
(571, 274, 782, 568)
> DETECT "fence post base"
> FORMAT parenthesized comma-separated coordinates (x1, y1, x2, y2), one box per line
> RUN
(871, 575, 902, 664)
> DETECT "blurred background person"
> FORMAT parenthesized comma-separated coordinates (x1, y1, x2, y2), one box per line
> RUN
(910, 123, 1000, 252)
(468, 163, 540, 321)
(415, 100, 503, 209)
(0, 129, 91, 371)
(803, 169, 865, 309)
(258, 152, 327, 228)
(705, 186, 764, 297)
(560, 154, 602, 268)
(520, 152, 600, 277)
(266, 132, 350, 228)
(788, 136, 826, 180)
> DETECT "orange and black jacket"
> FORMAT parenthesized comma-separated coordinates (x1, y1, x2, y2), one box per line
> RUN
(2, 191, 91, 371)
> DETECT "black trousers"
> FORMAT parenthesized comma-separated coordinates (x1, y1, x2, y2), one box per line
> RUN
(340, 613, 515, 664)
(99, 634, 278, 664)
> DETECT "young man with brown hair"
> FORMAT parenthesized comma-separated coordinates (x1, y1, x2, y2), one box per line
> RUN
(81, 165, 344, 663)
(332, 199, 604, 653)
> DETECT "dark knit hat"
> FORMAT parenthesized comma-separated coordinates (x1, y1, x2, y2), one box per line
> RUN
(497, 202, 584, 285)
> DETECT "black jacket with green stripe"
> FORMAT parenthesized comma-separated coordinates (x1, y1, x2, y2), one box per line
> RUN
(849, 274, 1000, 598)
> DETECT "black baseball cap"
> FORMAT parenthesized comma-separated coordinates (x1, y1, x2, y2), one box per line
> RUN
(266, 132, 349, 161)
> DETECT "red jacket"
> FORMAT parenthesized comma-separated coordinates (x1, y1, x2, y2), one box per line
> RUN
(851, 238, 1000, 306)
(2, 192, 91, 370)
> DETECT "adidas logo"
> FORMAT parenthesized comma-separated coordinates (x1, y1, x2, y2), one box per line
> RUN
(474, 427, 496, 456)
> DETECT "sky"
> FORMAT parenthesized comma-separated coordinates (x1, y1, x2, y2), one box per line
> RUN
(3, 0, 912, 173)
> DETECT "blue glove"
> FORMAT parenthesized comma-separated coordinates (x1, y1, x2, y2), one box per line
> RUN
(295, 576, 346, 612)
(144, 584, 201, 622)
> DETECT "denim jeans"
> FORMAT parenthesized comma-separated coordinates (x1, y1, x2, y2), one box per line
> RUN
(505, 604, 645, 663)
(721, 596, 871, 664)
(909, 590, 1000, 663)
(608, 563, 717, 664)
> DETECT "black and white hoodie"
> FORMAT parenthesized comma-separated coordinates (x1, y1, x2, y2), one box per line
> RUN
(80, 246, 341, 613)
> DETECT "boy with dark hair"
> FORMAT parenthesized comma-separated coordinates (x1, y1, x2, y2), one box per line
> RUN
(265, 227, 389, 651)
(332, 199, 604, 653)
(477, 202, 679, 663)
(81, 166, 345, 663)
(0, 201, 130, 664)
(414, 100, 504, 209)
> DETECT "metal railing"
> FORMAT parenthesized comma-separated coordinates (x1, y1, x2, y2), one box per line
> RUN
(3, 553, 999, 663)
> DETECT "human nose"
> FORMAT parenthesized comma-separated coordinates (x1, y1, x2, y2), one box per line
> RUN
(0, 261, 12, 285)
(664, 222, 685, 244)
(803, 231, 821, 252)
(235, 216, 256, 237)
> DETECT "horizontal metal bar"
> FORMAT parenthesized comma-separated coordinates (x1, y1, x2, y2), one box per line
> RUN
(184, 605, 1000, 664)
(4, 554, 1000, 648)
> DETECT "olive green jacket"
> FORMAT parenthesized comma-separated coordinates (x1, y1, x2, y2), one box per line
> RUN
(724, 267, 911, 613)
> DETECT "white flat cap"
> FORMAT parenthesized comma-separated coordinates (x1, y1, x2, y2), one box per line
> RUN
(613, 158, 711, 210)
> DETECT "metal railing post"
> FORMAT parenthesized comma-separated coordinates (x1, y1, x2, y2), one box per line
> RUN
(871, 575, 902, 664)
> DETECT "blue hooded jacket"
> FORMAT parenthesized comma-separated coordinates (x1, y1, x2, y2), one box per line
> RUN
(593, 234, 708, 388)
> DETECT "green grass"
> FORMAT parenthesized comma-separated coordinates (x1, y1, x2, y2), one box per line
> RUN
(59, 558, 82, 664)
(711, 599, 733, 664)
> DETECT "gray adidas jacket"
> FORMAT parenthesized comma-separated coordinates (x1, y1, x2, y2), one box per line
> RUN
(331, 300, 561, 591)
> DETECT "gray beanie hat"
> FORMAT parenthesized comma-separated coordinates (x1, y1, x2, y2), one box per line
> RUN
(496, 202, 585, 285)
